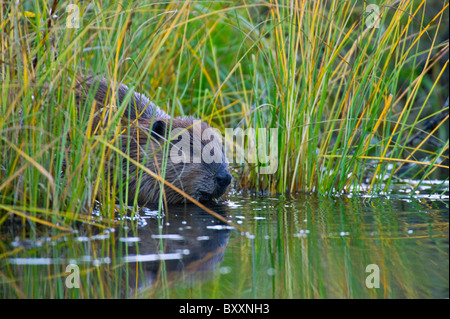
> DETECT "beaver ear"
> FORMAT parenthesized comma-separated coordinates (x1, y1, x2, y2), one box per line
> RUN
(151, 120, 166, 139)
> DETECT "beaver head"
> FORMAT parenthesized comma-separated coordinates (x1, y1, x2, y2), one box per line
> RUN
(75, 76, 231, 205)
(122, 117, 232, 205)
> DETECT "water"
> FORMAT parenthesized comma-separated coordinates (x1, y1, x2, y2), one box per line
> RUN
(1, 191, 448, 299)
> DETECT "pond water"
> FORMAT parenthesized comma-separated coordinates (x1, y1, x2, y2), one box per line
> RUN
(1, 187, 448, 299)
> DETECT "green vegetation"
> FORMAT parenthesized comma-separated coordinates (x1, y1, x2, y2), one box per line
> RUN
(0, 1, 448, 216)
(0, 0, 448, 299)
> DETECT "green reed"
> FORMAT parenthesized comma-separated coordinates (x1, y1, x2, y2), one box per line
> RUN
(0, 1, 448, 215)
(0, 0, 448, 298)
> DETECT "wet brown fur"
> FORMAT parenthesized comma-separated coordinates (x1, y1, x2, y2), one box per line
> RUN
(76, 76, 231, 206)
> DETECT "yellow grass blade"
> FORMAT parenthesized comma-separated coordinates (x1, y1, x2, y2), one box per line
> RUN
(0, 205, 71, 231)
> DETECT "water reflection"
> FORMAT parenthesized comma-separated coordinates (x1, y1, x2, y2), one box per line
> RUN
(121, 203, 232, 292)
(1, 193, 448, 299)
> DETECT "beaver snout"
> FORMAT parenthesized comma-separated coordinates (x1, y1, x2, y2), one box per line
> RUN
(215, 171, 232, 189)
(211, 167, 232, 200)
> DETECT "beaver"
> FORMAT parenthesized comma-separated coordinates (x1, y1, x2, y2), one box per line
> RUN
(75, 76, 232, 206)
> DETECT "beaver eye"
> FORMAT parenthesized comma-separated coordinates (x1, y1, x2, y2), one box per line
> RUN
(151, 120, 166, 139)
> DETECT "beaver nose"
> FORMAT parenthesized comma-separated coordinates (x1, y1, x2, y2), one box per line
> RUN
(215, 171, 232, 188)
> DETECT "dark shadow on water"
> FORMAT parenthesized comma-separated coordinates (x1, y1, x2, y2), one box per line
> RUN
(0, 202, 232, 298)
(120, 203, 232, 295)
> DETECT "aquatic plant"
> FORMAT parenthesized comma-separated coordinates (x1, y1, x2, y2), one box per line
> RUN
(0, 0, 448, 218)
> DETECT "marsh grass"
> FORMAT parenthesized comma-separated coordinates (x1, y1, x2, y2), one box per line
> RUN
(0, 0, 448, 299)
(0, 0, 448, 216)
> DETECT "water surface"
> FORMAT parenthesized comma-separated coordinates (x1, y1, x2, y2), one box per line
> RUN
(1, 190, 448, 298)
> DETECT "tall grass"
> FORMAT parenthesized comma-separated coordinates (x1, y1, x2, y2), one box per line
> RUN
(0, 0, 448, 299)
(0, 0, 448, 220)
(236, 0, 449, 195)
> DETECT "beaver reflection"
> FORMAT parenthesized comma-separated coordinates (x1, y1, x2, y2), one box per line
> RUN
(121, 203, 231, 292)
